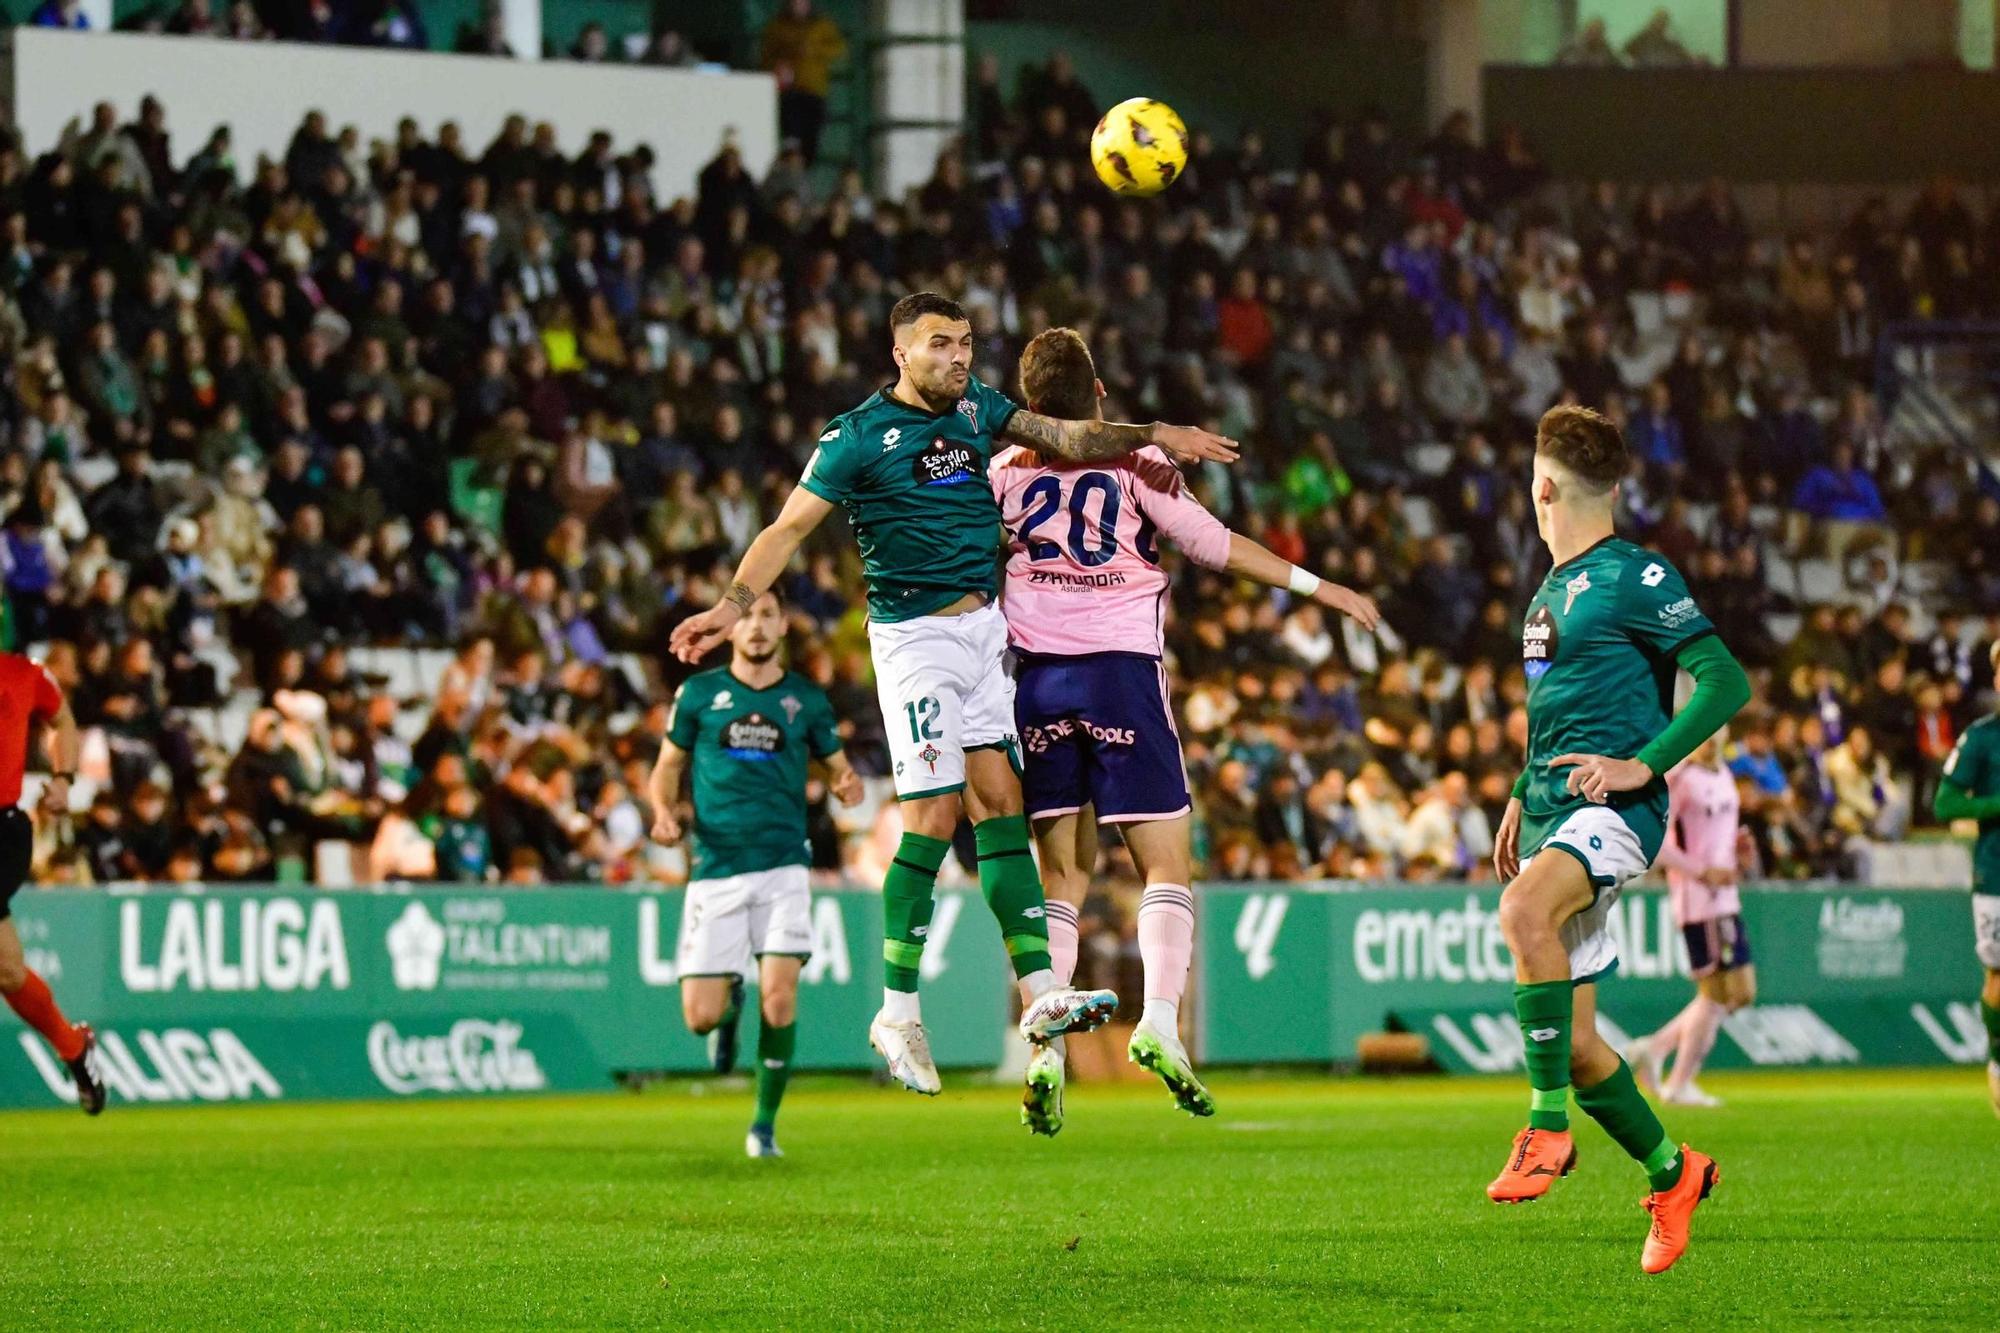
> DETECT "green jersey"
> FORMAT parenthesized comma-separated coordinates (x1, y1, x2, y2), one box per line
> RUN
(1942, 714, 2000, 895)
(799, 376, 1019, 622)
(667, 667, 841, 882)
(1520, 537, 1717, 863)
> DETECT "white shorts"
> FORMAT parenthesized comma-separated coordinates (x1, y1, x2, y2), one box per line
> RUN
(868, 601, 1017, 799)
(1975, 894, 2000, 971)
(675, 865, 813, 978)
(1518, 805, 1652, 984)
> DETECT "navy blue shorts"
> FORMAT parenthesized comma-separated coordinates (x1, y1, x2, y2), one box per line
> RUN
(1014, 653, 1190, 824)
(1682, 913, 1752, 977)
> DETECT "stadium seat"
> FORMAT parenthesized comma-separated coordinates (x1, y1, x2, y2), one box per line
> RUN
(449, 458, 505, 535)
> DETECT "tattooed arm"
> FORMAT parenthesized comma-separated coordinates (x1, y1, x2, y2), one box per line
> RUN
(1001, 411, 1240, 466)
(667, 486, 833, 663)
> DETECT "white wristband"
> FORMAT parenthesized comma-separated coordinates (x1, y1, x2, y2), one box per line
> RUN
(1286, 565, 1321, 597)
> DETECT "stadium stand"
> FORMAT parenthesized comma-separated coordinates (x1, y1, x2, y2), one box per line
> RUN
(0, 48, 1994, 902)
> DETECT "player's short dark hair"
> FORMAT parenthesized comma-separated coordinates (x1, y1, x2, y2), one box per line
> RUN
(1535, 405, 1628, 494)
(889, 291, 967, 333)
(1018, 327, 1097, 421)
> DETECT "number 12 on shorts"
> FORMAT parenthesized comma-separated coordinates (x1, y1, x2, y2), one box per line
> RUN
(905, 696, 943, 742)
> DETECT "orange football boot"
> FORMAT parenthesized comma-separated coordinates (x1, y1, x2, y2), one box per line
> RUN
(1486, 1126, 1577, 1203)
(1640, 1145, 1721, 1274)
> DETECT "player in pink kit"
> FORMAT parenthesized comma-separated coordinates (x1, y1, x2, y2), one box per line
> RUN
(1628, 733, 1757, 1107)
(992, 328, 1379, 1116)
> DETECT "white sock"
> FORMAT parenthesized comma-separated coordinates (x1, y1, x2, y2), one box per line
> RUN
(1142, 998, 1178, 1033)
(881, 988, 921, 1023)
(1018, 968, 1055, 1004)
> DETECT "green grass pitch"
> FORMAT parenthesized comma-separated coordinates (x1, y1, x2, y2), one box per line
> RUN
(1, 1068, 1995, 1328)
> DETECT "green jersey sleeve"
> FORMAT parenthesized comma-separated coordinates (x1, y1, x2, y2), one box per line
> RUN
(666, 682, 700, 750)
(1944, 724, 1994, 795)
(1617, 553, 1715, 657)
(967, 374, 1019, 450)
(799, 419, 864, 505)
(806, 687, 842, 759)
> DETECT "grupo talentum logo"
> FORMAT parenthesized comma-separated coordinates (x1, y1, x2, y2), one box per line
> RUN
(385, 898, 612, 992)
(366, 1019, 546, 1095)
(386, 902, 447, 990)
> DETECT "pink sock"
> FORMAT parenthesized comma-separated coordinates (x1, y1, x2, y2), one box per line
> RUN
(1044, 900, 1080, 986)
(1665, 995, 1727, 1092)
(1137, 884, 1195, 1010)
(1647, 1004, 1692, 1064)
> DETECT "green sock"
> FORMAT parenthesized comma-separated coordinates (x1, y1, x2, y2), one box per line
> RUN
(752, 1018, 795, 1130)
(1983, 999, 2000, 1064)
(882, 833, 949, 991)
(974, 815, 1052, 980)
(1515, 980, 1573, 1131)
(1576, 1059, 1683, 1192)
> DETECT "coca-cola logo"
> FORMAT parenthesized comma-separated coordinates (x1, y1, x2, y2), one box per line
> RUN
(366, 1019, 547, 1095)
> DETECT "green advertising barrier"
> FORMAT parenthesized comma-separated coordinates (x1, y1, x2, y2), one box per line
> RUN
(1199, 883, 1988, 1074)
(0, 885, 1011, 1109)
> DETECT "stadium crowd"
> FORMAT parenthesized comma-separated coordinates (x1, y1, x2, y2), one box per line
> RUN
(0, 53, 1994, 904)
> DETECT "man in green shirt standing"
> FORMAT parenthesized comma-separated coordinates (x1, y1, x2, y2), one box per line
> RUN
(670, 292, 1237, 1134)
(1486, 407, 1750, 1276)
(651, 590, 862, 1158)
(1932, 639, 2000, 1117)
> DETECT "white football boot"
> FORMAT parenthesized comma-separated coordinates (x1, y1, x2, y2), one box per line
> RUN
(1017, 987, 1118, 1044)
(868, 1012, 942, 1096)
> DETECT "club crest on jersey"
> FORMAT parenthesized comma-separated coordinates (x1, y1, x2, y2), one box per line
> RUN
(1523, 605, 1558, 680)
(1563, 569, 1591, 614)
(956, 397, 978, 428)
(918, 743, 942, 773)
(779, 694, 804, 722)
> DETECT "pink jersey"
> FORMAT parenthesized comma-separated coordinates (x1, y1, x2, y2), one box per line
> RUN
(990, 445, 1231, 657)
(1660, 761, 1742, 925)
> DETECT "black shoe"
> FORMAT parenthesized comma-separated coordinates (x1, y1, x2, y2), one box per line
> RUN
(66, 1023, 106, 1116)
(708, 977, 746, 1075)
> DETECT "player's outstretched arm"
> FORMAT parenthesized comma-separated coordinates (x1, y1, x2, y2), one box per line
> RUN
(1002, 411, 1239, 467)
(668, 487, 834, 664)
(1220, 533, 1381, 631)
(648, 738, 688, 844)
(1551, 635, 1751, 804)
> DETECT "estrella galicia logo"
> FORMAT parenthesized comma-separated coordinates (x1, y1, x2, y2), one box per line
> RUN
(913, 438, 978, 488)
(1522, 605, 1557, 681)
(722, 712, 785, 761)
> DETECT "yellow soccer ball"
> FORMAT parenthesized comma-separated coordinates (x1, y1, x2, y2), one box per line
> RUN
(1089, 97, 1190, 198)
